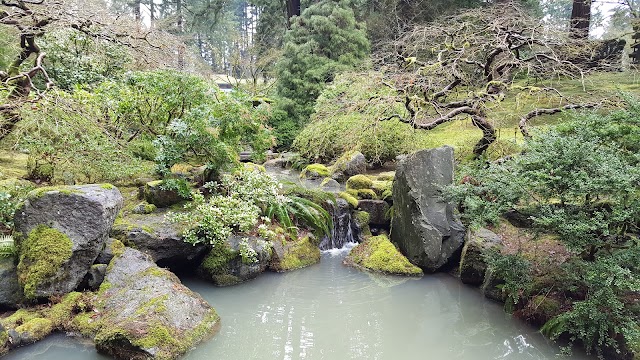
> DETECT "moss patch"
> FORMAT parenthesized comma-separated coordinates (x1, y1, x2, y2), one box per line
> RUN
(1, 308, 40, 329)
(17, 225, 73, 300)
(300, 164, 330, 178)
(15, 317, 54, 341)
(100, 183, 115, 190)
(27, 186, 81, 199)
(200, 244, 238, 276)
(339, 191, 359, 208)
(346, 174, 373, 190)
(346, 235, 422, 276)
(277, 236, 321, 272)
(45, 292, 86, 329)
(353, 211, 372, 237)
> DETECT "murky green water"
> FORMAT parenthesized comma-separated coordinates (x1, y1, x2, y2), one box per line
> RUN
(4, 246, 591, 360)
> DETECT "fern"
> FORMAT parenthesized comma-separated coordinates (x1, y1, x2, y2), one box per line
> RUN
(0, 235, 16, 258)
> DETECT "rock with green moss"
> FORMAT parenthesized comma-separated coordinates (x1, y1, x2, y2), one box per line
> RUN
(198, 236, 272, 286)
(12, 318, 53, 346)
(338, 192, 359, 208)
(330, 151, 366, 178)
(319, 177, 340, 191)
(143, 180, 184, 208)
(94, 248, 219, 360)
(0, 257, 24, 310)
(357, 200, 390, 226)
(345, 235, 423, 276)
(14, 184, 122, 300)
(459, 228, 503, 286)
(346, 174, 373, 190)
(352, 210, 372, 238)
(110, 214, 207, 270)
(132, 202, 157, 215)
(270, 235, 321, 272)
(300, 164, 330, 180)
(0, 323, 8, 355)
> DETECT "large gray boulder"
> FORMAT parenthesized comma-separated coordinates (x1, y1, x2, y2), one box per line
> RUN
(110, 213, 207, 270)
(0, 257, 23, 309)
(13, 184, 122, 300)
(198, 236, 272, 286)
(357, 199, 390, 226)
(390, 147, 465, 272)
(95, 247, 219, 360)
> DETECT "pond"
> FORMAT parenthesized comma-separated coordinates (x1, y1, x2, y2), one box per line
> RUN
(4, 245, 592, 360)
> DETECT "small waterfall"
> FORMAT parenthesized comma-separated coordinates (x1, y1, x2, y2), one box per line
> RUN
(319, 198, 359, 250)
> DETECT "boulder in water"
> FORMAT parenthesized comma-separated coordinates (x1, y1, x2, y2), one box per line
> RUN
(459, 228, 503, 285)
(198, 236, 272, 286)
(331, 151, 367, 177)
(270, 235, 320, 272)
(94, 248, 219, 360)
(0, 257, 24, 310)
(13, 184, 122, 300)
(390, 147, 465, 272)
(345, 235, 422, 276)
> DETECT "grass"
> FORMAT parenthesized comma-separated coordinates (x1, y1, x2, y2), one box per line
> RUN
(0, 151, 28, 180)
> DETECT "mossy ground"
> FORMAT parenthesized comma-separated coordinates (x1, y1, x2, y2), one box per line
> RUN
(17, 225, 73, 300)
(346, 235, 422, 276)
(0, 151, 28, 180)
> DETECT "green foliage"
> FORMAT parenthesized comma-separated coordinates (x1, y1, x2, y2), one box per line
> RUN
(41, 29, 131, 90)
(238, 238, 259, 265)
(11, 90, 152, 184)
(486, 252, 532, 309)
(158, 178, 192, 200)
(293, 71, 422, 165)
(274, 0, 370, 148)
(0, 235, 15, 258)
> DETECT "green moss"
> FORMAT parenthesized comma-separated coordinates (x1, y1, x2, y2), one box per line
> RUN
(381, 189, 392, 201)
(319, 177, 333, 187)
(134, 294, 169, 317)
(45, 292, 84, 328)
(97, 281, 112, 296)
(1, 308, 40, 329)
(146, 180, 163, 187)
(15, 317, 54, 341)
(200, 244, 238, 276)
(134, 322, 180, 351)
(530, 295, 561, 318)
(27, 186, 82, 199)
(339, 191, 359, 208)
(347, 235, 422, 276)
(355, 189, 378, 200)
(71, 312, 102, 337)
(353, 211, 372, 237)
(371, 180, 392, 197)
(0, 328, 7, 347)
(346, 174, 373, 190)
(100, 183, 115, 190)
(300, 164, 330, 178)
(375, 172, 395, 181)
(17, 225, 73, 300)
(243, 163, 266, 173)
(278, 236, 321, 271)
(110, 239, 125, 257)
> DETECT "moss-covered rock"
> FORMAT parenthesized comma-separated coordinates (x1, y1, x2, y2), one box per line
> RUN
(198, 236, 272, 286)
(525, 295, 562, 327)
(329, 151, 366, 177)
(347, 188, 378, 200)
(353, 211, 372, 237)
(17, 225, 73, 301)
(459, 228, 503, 286)
(93, 248, 219, 360)
(143, 180, 184, 208)
(345, 235, 423, 276)
(300, 164, 331, 180)
(270, 235, 320, 272)
(346, 174, 373, 190)
(338, 191, 359, 208)
(0, 324, 7, 356)
(357, 200, 390, 226)
(0, 257, 24, 310)
(14, 318, 53, 345)
(14, 184, 122, 300)
(132, 202, 157, 214)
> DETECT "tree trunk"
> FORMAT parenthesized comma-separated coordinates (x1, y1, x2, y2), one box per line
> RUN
(570, 0, 591, 39)
(471, 114, 497, 159)
(176, 0, 185, 69)
(286, 0, 300, 27)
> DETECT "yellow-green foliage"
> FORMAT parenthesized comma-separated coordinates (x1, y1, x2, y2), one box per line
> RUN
(350, 188, 377, 200)
(100, 183, 115, 190)
(346, 174, 373, 190)
(28, 186, 80, 199)
(300, 164, 330, 178)
(278, 236, 321, 271)
(371, 180, 391, 197)
(110, 239, 125, 257)
(1, 308, 39, 329)
(17, 225, 73, 300)
(347, 235, 422, 276)
(15, 318, 54, 341)
(375, 172, 395, 181)
(339, 191, 359, 208)
(329, 150, 359, 174)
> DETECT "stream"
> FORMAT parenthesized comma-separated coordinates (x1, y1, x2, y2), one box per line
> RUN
(3, 245, 592, 360)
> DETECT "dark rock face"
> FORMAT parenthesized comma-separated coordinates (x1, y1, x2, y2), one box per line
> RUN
(198, 236, 272, 286)
(14, 185, 122, 299)
(342, 152, 366, 177)
(95, 238, 119, 265)
(390, 147, 465, 272)
(0, 258, 23, 309)
(459, 228, 503, 286)
(95, 248, 219, 360)
(110, 214, 207, 270)
(357, 199, 390, 226)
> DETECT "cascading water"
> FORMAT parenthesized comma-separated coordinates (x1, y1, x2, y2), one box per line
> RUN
(319, 198, 360, 250)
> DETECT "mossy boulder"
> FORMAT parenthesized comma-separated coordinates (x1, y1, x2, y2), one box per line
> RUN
(345, 235, 423, 276)
(330, 151, 366, 178)
(197, 236, 272, 286)
(459, 228, 503, 286)
(270, 235, 321, 272)
(357, 200, 390, 226)
(0, 257, 24, 309)
(142, 180, 184, 208)
(93, 248, 219, 360)
(14, 184, 122, 300)
(346, 174, 373, 190)
(132, 202, 157, 215)
(110, 214, 207, 270)
(390, 147, 465, 272)
(338, 191, 359, 208)
(0, 324, 7, 356)
(300, 164, 331, 180)
(352, 210, 372, 238)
